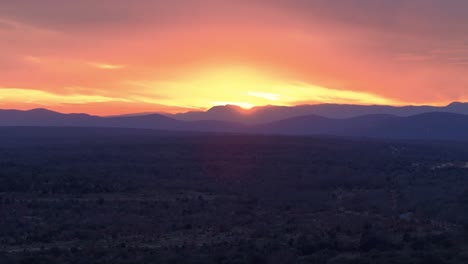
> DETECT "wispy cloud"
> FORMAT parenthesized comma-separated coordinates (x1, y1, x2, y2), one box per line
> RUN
(396, 53, 433, 62)
(287, 82, 401, 106)
(0, 87, 131, 105)
(89, 62, 126, 70)
(22, 56, 127, 70)
(0, 17, 59, 36)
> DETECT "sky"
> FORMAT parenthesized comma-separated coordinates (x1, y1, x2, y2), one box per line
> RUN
(1, 0, 468, 115)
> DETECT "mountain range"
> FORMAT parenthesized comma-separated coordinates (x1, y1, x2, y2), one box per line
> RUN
(168, 102, 468, 123)
(1, 102, 468, 140)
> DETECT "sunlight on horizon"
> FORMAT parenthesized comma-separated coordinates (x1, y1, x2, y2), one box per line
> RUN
(0, 66, 405, 115)
(138, 66, 400, 110)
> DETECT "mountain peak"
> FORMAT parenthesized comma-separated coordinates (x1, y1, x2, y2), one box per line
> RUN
(207, 104, 245, 114)
(448, 101, 468, 107)
(26, 108, 61, 115)
(28, 108, 54, 112)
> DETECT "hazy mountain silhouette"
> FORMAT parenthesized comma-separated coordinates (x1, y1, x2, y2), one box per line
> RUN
(0, 108, 102, 126)
(0, 108, 237, 132)
(171, 105, 247, 122)
(254, 112, 468, 140)
(2, 107, 468, 140)
(169, 102, 468, 123)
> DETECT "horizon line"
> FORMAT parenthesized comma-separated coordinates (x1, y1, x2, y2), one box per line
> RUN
(0, 101, 466, 117)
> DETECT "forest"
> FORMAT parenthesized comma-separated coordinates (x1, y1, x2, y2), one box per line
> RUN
(1, 127, 468, 263)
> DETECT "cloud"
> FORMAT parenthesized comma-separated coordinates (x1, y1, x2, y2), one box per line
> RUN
(0, 87, 132, 105)
(89, 62, 126, 70)
(0, 17, 58, 36)
(0, 87, 196, 115)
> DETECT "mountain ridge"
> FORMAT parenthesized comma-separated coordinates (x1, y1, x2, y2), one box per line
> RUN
(167, 102, 468, 124)
(1, 107, 468, 140)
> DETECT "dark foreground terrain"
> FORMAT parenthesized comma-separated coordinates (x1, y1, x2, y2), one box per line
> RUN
(2, 127, 468, 263)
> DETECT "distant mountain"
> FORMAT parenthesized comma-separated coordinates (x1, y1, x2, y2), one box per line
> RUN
(0, 108, 241, 132)
(255, 112, 468, 140)
(0, 108, 101, 126)
(2, 108, 468, 140)
(169, 102, 468, 123)
(171, 105, 248, 122)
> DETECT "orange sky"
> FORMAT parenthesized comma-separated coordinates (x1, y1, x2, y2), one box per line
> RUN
(1, 0, 468, 115)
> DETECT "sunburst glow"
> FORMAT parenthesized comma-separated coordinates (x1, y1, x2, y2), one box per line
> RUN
(132, 67, 400, 110)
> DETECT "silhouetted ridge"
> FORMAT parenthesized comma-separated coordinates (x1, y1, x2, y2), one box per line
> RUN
(1, 108, 468, 140)
(207, 104, 244, 113)
(169, 102, 468, 123)
(27, 108, 59, 114)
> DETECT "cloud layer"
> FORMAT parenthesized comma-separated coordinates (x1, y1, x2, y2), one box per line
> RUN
(1, 0, 468, 115)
